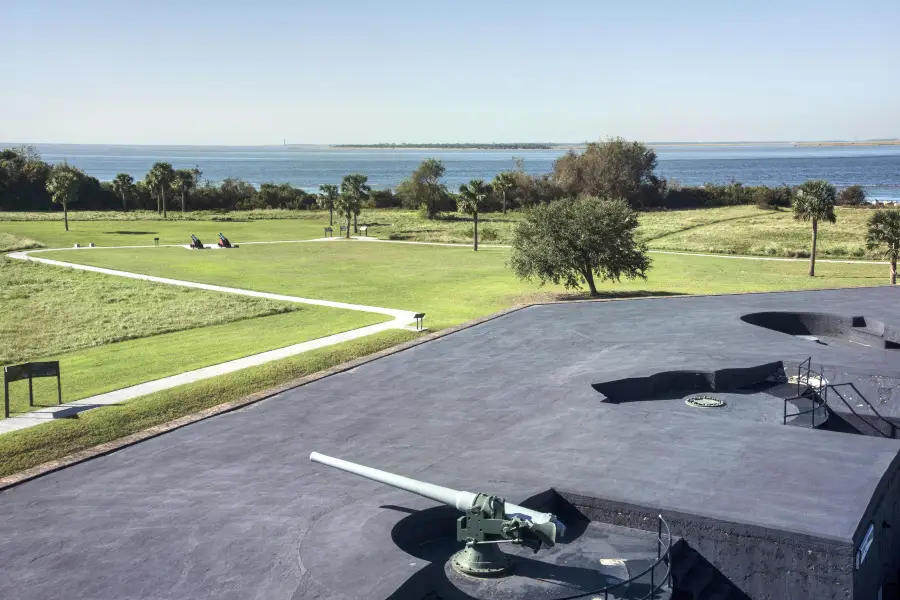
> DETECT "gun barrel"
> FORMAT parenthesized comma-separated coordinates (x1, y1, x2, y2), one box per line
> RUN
(309, 451, 553, 525)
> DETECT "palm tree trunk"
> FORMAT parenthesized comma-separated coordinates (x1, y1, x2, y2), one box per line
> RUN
(473, 212, 478, 251)
(809, 219, 817, 277)
(346, 215, 351, 239)
(162, 188, 167, 219)
(502, 191, 507, 214)
(181, 190, 186, 213)
(156, 192, 160, 214)
(891, 258, 897, 286)
(583, 266, 598, 296)
(121, 192, 127, 212)
(353, 212, 358, 233)
(63, 202, 69, 232)
(329, 205, 333, 226)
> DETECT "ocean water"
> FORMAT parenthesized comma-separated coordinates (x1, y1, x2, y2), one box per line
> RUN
(10, 143, 900, 200)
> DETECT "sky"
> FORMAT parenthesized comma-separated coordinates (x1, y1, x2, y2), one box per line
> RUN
(1, 0, 898, 145)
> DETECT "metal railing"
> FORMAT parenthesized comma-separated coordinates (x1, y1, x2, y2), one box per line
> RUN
(786, 358, 896, 438)
(782, 393, 827, 427)
(783, 357, 828, 427)
(826, 382, 896, 438)
(557, 514, 673, 600)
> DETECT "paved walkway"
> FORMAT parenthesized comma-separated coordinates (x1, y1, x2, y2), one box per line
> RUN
(2, 245, 418, 435)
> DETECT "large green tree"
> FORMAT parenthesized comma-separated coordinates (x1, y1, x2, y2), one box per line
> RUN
(510, 197, 651, 296)
(552, 138, 663, 207)
(146, 162, 176, 218)
(111, 173, 134, 211)
(337, 174, 370, 238)
(866, 209, 900, 285)
(792, 179, 837, 277)
(318, 183, 339, 226)
(457, 179, 492, 251)
(396, 158, 448, 218)
(46, 163, 81, 231)
(172, 168, 197, 213)
(492, 171, 516, 214)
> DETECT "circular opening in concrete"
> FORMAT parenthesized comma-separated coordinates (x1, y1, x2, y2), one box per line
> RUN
(685, 396, 726, 408)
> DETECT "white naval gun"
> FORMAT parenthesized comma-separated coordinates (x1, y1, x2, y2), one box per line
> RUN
(310, 451, 566, 576)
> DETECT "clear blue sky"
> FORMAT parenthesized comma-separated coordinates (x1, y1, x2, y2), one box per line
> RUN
(2, 0, 898, 145)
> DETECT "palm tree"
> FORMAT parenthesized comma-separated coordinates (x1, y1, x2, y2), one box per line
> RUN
(866, 209, 900, 285)
(492, 171, 516, 214)
(792, 180, 837, 276)
(318, 183, 339, 226)
(172, 169, 197, 213)
(112, 173, 134, 211)
(146, 162, 176, 218)
(46, 162, 81, 231)
(458, 179, 492, 251)
(338, 174, 370, 238)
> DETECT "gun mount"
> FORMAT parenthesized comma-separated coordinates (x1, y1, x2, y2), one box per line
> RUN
(309, 451, 565, 577)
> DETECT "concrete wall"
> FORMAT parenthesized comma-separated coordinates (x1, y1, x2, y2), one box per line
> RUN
(853, 456, 900, 599)
(559, 491, 855, 600)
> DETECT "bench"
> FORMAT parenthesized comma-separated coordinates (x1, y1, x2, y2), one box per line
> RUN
(359, 226, 368, 237)
(340, 225, 349, 235)
(324, 227, 333, 238)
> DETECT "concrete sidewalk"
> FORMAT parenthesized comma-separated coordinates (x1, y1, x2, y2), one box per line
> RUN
(2, 247, 419, 435)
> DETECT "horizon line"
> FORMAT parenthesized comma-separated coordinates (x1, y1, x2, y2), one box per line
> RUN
(2, 138, 899, 148)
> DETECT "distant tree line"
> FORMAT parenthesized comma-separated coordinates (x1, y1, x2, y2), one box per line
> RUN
(0, 140, 874, 218)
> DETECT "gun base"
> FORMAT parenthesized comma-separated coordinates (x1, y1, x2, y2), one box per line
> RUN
(450, 544, 512, 577)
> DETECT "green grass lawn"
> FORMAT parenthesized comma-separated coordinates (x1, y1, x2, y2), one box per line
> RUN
(0, 212, 332, 248)
(1, 256, 385, 416)
(3, 309, 385, 414)
(1, 257, 301, 365)
(40, 238, 892, 331)
(0, 232, 43, 252)
(2, 206, 886, 259)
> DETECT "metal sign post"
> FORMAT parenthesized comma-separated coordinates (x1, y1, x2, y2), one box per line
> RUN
(3, 361, 62, 418)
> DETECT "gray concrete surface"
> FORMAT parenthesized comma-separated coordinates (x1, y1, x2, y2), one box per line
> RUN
(1, 287, 899, 600)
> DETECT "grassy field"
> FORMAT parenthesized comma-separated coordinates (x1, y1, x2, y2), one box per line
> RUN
(40, 238, 891, 330)
(0, 232, 43, 252)
(1, 257, 385, 414)
(0, 206, 886, 259)
(0, 216, 330, 248)
(1, 258, 301, 365)
(0, 329, 418, 478)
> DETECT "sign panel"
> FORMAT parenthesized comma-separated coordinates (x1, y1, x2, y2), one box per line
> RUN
(857, 522, 875, 569)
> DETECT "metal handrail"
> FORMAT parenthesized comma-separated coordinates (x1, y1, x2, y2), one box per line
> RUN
(556, 514, 673, 600)
(782, 394, 827, 427)
(826, 383, 894, 438)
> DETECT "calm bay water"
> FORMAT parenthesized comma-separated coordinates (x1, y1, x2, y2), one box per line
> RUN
(11, 143, 900, 200)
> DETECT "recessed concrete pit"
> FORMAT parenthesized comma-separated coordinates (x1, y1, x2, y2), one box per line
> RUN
(741, 311, 900, 350)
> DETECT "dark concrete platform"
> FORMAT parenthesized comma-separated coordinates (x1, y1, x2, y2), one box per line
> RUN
(1, 287, 900, 600)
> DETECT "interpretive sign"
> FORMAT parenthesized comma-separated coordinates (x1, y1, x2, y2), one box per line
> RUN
(3, 361, 62, 418)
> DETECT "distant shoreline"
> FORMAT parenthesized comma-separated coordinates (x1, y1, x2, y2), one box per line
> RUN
(327, 140, 900, 151)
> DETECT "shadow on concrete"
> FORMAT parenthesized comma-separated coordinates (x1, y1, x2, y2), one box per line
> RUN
(592, 362, 784, 403)
(741, 311, 900, 349)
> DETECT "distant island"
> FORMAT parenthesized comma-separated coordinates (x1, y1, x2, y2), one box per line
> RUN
(327, 139, 900, 150)
(331, 142, 555, 150)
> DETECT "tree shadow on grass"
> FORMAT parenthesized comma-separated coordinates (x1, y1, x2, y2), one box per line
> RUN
(102, 231, 158, 235)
